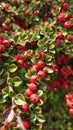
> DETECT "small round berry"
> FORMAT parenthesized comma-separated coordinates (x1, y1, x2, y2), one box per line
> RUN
(19, 103, 29, 112)
(25, 89, 33, 97)
(62, 2, 69, 10)
(37, 70, 46, 78)
(23, 120, 30, 129)
(33, 10, 39, 16)
(30, 94, 39, 103)
(69, 108, 73, 115)
(29, 75, 38, 83)
(67, 35, 73, 41)
(57, 32, 64, 39)
(64, 21, 72, 29)
(28, 83, 37, 91)
(1, 127, 6, 130)
(2, 3, 8, 10)
(37, 60, 45, 69)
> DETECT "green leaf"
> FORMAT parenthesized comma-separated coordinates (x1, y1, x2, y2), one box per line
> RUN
(9, 64, 18, 73)
(47, 68, 54, 73)
(2, 87, 9, 99)
(8, 56, 16, 63)
(15, 94, 26, 105)
(13, 76, 22, 87)
(37, 116, 45, 123)
(9, 91, 15, 98)
(38, 90, 43, 97)
(70, 18, 73, 25)
(12, 23, 20, 30)
(0, 68, 4, 75)
(31, 114, 37, 122)
(0, 78, 5, 85)
(49, 44, 55, 49)
(0, 93, 5, 103)
(14, 35, 19, 42)
(27, 34, 33, 40)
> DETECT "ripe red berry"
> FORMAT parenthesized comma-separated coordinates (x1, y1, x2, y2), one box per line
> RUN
(57, 14, 66, 23)
(47, 86, 51, 91)
(29, 75, 38, 83)
(30, 94, 39, 103)
(30, 64, 38, 71)
(2, 3, 8, 10)
(23, 120, 30, 129)
(19, 103, 29, 112)
(0, 45, 6, 52)
(56, 39, 62, 46)
(69, 108, 73, 115)
(13, 0, 18, 3)
(64, 21, 72, 29)
(33, 10, 39, 16)
(65, 94, 73, 99)
(28, 83, 37, 91)
(67, 35, 73, 41)
(37, 60, 45, 69)
(37, 70, 46, 78)
(25, 89, 33, 97)
(1, 127, 6, 130)
(43, 67, 47, 73)
(57, 32, 64, 39)
(62, 2, 69, 10)
(66, 13, 72, 20)
(25, 11, 30, 16)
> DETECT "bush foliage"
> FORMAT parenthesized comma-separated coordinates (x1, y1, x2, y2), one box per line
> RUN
(0, 0, 73, 130)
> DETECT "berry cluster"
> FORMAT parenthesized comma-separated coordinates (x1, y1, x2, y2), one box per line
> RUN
(0, 37, 10, 53)
(65, 94, 73, 115)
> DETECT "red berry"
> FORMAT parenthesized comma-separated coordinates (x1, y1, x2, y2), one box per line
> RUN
(30, 94, 39, 103)
(57, 32, 64, 39)
(28, 83, 37, 91)
(67, 35, 73, 41)
(25, 11, 30, 16)
(37, 60, 45, 69)
(0, 45, 6, 52)
(1, 127, 6, 130)
(24, 0, 29, 2)
(0, 39, 3, 44)
(62, 2, 69, 10)
(30, 64, 38, 71)
(2, 3, 8, 10)
(47, 86, 51, 91)
(64, 21, 72, 29)
(48, 11, 53, 17)
(43, 67, 47, 73)
(19, 103, 29, 112)
(57, 14, 66, 23)
(66, 13, 72, 20)
(37, 70, 46, 78)
(56, 39, 62, 46)
(25, 89, 33, 97)
(69, 108, 73, 115)
(4, 122, 9, 127)
(29, 75, 38, 83)
(13, 0, 18, 3)
(33, 10, 39, 16)
(23, 120, 30, 129)
(65, 94, 73, 99)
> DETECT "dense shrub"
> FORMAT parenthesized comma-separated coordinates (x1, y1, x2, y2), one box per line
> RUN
(0, 0, 73, 130)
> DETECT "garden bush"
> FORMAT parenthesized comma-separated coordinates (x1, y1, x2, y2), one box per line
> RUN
(0, 0, 73, 130)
